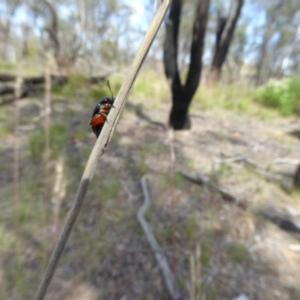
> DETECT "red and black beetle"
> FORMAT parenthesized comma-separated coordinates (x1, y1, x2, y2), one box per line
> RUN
(89, 81, 115, 138)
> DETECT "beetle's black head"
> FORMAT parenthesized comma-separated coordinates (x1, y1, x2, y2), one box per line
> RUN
(91, 97, 115, 118)
(99, 97, 115, 105)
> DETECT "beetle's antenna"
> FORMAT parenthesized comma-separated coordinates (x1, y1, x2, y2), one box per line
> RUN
(107, 80, 113, 98)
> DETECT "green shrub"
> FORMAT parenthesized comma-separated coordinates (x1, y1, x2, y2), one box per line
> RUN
(256, 77, 300, 116)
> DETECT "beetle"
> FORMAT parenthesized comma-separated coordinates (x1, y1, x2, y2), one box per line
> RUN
(89, 81, 115, 138)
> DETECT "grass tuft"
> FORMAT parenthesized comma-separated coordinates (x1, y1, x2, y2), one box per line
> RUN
(227, 241, 249, 262)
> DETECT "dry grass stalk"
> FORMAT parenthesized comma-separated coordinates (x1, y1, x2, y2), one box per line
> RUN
(44, 68, 52, 213)
(13, 76, 23, 299)
(189, 244, 202, 300)
(13, 76, 23, 207)
(34, 2, 172, 299)
(51, 155, 66, 233)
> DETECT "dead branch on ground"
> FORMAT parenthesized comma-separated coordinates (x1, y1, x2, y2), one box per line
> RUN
(217, 155, 283, 181)
(138, 176, 181, 300)
(178, 169, 300, 236)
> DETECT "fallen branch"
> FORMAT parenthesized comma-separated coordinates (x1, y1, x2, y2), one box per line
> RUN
(258, 211, 300, 234)
(34, 2, 172, 300)
(217, 155, 283, 182)
(178, 169, 300, 235)
(138, 176, 181, 300)
(178, 169, 246, 208)
(0, 73, 106, 99)
(0, 74, 67, 88)
(273, 158, 300, 165)
(0, 85, 30, 97)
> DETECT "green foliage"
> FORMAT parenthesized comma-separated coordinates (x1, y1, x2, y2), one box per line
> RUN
(51, 84, 75, 97)
(28, 128, 44, 163)
(201, 285, 218, 300)
(194, 84, 277, 119)
(0, 125, 10, 138)
(28, 123, 67, 162)
(200, 242, 211, 266)
(129, 69, 168, 108)
(88, 87, 108, 99)
(0, 225, 15, 254)
(256, 77, 300, 116)
(101, 180, 120, 199)
(137, 157, 148, 175)
(227, 241, 249, 262)
(0, 61, 16, 73)
(68, 73, 86, 88)
(51, 73, 86, 97)
(184, 213, 198, 239)
(50, 123, 68, 156)
(17, 200, 32, 225)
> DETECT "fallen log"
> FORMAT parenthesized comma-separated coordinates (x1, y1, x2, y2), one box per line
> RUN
(0, 73, 109, 85)
(0, 73, 109, 101)
(0, 85, 30, 97)
(0, 74, 68, 85)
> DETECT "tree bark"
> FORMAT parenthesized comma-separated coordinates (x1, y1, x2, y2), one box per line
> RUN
(43, 0, 60, 65)
(209, 0, 244, 83)
(163, 0, 210, 130)
(294, 163, 300, 189)
(255, 27, 271, 86)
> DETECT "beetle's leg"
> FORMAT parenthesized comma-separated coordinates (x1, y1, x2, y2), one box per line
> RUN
(100, 112, 108, 118)
(99, 112, 109, 123)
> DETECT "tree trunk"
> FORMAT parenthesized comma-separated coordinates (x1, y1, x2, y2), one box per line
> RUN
(163, 0, 210, 130)
(209, 0, 244, 84)
(294, 163, 300, 189)
(255, 28, 270, 86)
(43, 0, 60, 66)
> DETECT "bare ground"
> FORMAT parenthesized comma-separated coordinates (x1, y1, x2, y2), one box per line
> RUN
(0, 91, 300, 300)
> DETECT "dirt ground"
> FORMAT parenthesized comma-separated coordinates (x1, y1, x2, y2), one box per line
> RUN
(0, 89, 300, 300)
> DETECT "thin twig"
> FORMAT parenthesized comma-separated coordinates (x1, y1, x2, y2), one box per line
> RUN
(34, 2, 171, 300)
(119, 179, 134, 203)
(13, 76, 22, 207)
(51, 155, 66, 234)
(138, 176, 181, 300)
(166, 127, 178, 284)
(44, 68, 51, 216)
(189, 244, 201, 300)
(13, 75, 22, 299)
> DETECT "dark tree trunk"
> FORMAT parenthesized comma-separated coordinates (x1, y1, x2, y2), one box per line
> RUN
(294, 163, 300, 189)
(163, 0, 210, 130)
(209, 0, 244, 83)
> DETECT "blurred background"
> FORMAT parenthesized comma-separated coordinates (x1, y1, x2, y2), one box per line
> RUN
(0, 0, 300, 299)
